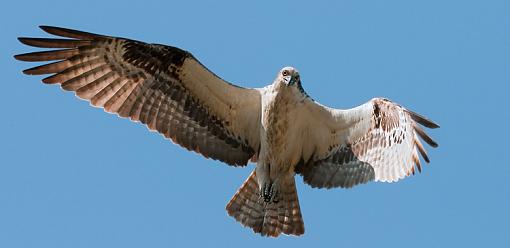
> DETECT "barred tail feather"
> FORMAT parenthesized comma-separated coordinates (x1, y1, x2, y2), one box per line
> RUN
(226, 171, 305, 237)
(226, 170, 265, 232)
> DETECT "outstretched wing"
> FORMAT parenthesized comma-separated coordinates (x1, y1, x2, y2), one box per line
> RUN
(296, 98, 439, 188)
(15, 26, 261, 166)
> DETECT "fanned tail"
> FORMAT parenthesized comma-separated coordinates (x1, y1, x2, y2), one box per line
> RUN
(226, 171, 304, 237)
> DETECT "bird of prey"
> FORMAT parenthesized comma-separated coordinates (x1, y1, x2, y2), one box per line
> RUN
(15, 26, 439, 237)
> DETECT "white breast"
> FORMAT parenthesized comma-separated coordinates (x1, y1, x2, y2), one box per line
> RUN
(259, 83, 309, 174)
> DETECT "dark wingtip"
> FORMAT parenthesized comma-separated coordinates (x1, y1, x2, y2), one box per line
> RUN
(21, 68, 33, 75)
(14, 37, 27, 61)
(14, 51, 37, 62)
(407, 110, 440, 129)
(39, 25, 63, 34)
(425, 120, 440, 129)
(39, 25, 52, 29)
(427, 139, 439, 148)
(39, 25, 101, 39)
(414, 124, 439, 148)
(423, 154, 431, 163)
(17, 37, 33, 46)
(13, 53, 23, 61)
(15, 38, 40, 62)
(428, 122, 440, 129)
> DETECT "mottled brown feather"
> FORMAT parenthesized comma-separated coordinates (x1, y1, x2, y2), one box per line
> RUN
(90, 77, 125, 107)
(299, 98, 438, 187)
(415, 138, 430, 163)
(407, 110, 440, 129)
(61, 64, 111, 91)
(23, 60, 72, 75)
(413, 123, 438, 147)
(16, 26, 257, 166)
(75, 71, 118, 99)
(226, 171, 304, 237)
(42, 57, 104, 84)
(39, 25, 101, 39)
(14, 49, 79, 62)
(18, 37, 91, 48)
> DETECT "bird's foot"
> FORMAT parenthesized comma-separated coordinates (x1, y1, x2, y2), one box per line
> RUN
(261, 181, 280, 203)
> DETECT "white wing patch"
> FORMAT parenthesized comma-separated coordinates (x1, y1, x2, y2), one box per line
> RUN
(351, 107, 416, 182)
(298, 97, 438, 188)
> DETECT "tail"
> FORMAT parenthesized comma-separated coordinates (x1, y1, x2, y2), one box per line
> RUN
(226, 170, 304, 237)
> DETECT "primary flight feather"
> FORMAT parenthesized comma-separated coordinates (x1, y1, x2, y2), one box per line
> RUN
(15, 26, 439, 237)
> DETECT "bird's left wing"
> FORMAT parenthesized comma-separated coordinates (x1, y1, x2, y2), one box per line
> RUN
(296, 98, 439, 189)
(14, 26, 261, 166)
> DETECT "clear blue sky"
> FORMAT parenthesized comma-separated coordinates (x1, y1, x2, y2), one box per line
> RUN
(1, 0, 509, 247)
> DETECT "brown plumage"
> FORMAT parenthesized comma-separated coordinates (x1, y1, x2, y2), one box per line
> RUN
(15, 26, 439, 237)
(15, 26, 258, 167)
(226, 171, 304, 237)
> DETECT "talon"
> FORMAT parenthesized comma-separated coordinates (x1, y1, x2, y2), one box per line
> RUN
(264, 185, 271, 203)
(261, 182, 273, 202)
(270, 185, 280, 203)
(260, 182, 280, 203)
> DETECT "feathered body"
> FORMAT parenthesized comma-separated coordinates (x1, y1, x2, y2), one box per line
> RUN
(15, 26, 439, 237)
(228, 77, 309, 236)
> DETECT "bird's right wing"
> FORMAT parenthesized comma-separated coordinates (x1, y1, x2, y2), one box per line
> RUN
(15, 26, 261, 166)
(296, 98, 439, 188)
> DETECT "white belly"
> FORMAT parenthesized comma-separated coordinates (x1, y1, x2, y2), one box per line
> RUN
(259, 87, 307, 176)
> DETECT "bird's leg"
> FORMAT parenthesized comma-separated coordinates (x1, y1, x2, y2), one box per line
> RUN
(260, 181, 280, 203)
(261, 182, 271, 202)
(268, 179, 280, 203)
(256, 162, 280, 203)
(257, 163, 270, 202)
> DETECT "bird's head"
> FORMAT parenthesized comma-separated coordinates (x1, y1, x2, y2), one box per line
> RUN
(278, 66, 301, 86)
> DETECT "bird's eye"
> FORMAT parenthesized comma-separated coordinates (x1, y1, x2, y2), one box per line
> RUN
(282, 70, 289, 76)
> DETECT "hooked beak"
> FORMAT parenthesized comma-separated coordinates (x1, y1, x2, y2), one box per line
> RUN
(283, 75, 292, 85)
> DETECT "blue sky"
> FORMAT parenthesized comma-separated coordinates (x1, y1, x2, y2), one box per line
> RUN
(1, 0, 509, 247)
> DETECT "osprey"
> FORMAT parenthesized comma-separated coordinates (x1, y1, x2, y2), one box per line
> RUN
(15, 26, 439, 237)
